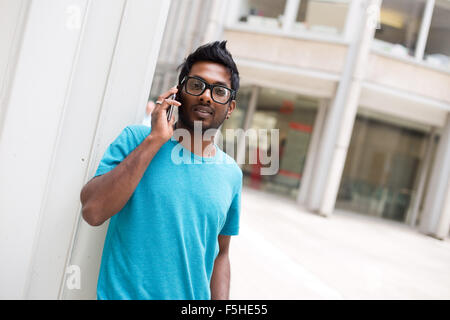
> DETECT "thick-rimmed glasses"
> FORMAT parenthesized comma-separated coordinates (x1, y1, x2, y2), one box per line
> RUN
(181, 76, 235, 105)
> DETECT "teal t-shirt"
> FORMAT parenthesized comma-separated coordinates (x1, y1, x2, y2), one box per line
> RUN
(94, 125, 243, 300)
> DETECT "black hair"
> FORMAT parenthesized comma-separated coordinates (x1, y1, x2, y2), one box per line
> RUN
(177, 41, 240, 99)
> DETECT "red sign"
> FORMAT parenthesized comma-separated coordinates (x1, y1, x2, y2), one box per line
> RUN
(289, 122, 312, 133)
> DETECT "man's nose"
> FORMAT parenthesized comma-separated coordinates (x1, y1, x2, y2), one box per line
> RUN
(199, 87, 212, 103)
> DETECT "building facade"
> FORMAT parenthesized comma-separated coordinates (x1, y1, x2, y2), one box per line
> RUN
(151, 0, 450, 239)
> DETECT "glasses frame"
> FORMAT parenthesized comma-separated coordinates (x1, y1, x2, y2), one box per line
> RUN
(181, 76, 235, 105)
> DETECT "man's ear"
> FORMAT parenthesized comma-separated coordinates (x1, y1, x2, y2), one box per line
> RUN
(226, 100, 236, 119)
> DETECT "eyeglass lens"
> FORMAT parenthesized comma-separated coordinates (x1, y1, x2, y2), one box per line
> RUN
(185, 77, 231, 104)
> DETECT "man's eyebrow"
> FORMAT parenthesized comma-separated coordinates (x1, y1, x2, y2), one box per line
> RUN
(191, 75, 229, 87)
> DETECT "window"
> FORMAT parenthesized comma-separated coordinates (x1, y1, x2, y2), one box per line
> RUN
(424, 0, 450, 69)
(237, 0, 287, 30)
(233, 0, 352, 39)
(295, 0, 351, 35)
(336, 111, 432, 223)
(374, 0, 427, 57)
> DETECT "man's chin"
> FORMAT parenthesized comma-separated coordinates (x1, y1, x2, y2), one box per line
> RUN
(178, 111, 225, 132)
(180, 115, 209, 130)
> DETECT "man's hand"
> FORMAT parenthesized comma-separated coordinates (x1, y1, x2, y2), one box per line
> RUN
(149, 87, 181, 144)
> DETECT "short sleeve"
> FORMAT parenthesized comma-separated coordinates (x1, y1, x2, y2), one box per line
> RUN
(94, 127, 137, 178)
(220, 175, 243, 236)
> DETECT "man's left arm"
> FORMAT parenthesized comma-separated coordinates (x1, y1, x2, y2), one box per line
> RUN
(210, 235, 232, 300)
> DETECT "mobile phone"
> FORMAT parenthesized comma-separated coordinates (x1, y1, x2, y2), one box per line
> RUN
(166, 93, 176, 122)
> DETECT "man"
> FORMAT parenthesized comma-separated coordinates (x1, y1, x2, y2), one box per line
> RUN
(80, 41, 242, 300)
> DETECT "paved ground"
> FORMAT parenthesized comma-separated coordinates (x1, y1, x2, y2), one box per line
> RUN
(229, 187, 450, 300)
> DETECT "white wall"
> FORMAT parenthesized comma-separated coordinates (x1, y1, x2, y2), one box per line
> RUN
(0, 0, 171, 299)
(0, 0, 29, 134)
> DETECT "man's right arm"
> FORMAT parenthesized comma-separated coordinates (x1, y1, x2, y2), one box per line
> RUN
(80, 87, 180, 226)
(80, 134, 164, 226)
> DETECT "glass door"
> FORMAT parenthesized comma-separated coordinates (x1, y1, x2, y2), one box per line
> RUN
(241, 87, 318, 199)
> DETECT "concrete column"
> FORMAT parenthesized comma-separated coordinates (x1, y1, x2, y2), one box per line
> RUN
(415, 0, 435, 61)
(0, 0, 30, 137)
(307, 0, 381, 216)
(202, 0, 228, 43)
(297, 99, 328, 205)
(223, 0, 239, 27)
(0, 0, 95, 299)
(166, 0, 189, 64)
(0, 0, 171, 299)
(236, 86, 259, 166)
(419, 114, 450, 240)
(438, 180, 450, 239)
(343, 0, 363, 42)
(407, 128, 436, 227)
(157, 0, 178, 63)
(282, 0, 301, 33)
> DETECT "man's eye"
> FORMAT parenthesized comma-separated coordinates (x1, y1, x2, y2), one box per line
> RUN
(214, 87, 227, 96)
(190, 81, 203, 90)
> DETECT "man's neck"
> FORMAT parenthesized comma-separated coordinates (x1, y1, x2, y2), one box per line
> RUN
(174, 121, 217, 158)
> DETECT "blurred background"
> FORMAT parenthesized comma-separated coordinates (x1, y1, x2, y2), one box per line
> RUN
(0, 0, 449, 299)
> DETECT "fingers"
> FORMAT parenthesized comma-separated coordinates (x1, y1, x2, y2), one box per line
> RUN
(163, 98, 181, 108)
(152, 87, 180, 126)
(156, 87, 178, 104)
(154, 99, 180, 118)
(155, 88, 180, 115)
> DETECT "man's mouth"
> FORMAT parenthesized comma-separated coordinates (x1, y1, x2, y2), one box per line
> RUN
(193, 105, 213, 117)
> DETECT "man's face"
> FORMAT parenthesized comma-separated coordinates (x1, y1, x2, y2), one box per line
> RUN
(177, 61, 236, 132)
